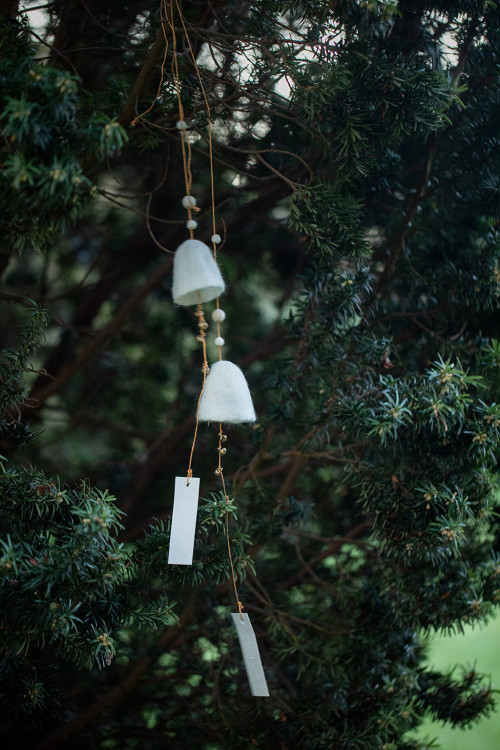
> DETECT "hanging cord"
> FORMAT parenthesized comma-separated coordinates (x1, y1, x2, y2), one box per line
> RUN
(216, 426, 244, 619)
(173, 3, 241, 613)
(166, 0, 207, 480)
(166, 0, 197, 237)
(174, 0, 224, 361)
(174, 0, 216, 243)
(186, 300, 210, 484)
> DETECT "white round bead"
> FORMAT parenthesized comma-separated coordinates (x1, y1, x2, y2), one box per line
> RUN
(214, 337, 225, 347)
(186, 219, 198, 230)
(211, 234, 221, 244)
(182, 195, 197, 208)
(211, 308, 226, 323)
(176, 120, 188, 130)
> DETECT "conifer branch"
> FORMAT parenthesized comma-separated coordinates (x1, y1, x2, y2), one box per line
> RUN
(33, 591, 199, 750)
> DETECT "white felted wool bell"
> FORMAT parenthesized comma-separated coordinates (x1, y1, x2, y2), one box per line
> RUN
(199, 360, 256, 424)
(172, 239, 225, 306)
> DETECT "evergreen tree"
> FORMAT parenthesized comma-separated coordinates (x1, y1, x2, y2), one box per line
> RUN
(1, 1, 500, 748)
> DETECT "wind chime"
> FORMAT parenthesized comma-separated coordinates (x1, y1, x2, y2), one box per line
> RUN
(160, 0, 269, 698)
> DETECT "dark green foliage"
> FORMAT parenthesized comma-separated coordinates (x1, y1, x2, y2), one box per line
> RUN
(0, 20, 127, 252)
(334, 358, 497, 563)
(0, 339, 178, 732)
(1, 1, 500, 748)
(134, 492, 254, 588)
(0, 303, 47, 449)
(289, 183, 371, 261)
(0, 312, 175, 730)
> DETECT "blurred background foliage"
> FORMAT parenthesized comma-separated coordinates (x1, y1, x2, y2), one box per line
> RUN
(418, 611, 500, 747)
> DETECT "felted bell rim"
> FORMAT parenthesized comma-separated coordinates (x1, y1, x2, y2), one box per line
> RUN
(199, 360, 256, 424)
(172, 239, 225, 307)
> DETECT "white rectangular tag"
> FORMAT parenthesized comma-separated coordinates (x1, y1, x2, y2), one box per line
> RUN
(168, 476, 200, 566)
(231, 613, 270, 697)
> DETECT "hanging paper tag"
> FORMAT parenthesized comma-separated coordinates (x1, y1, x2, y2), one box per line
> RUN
(168, 476, 200, 566)
(231, 613, 270, 697)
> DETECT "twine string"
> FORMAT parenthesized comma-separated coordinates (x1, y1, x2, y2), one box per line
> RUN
(186, 298, 210, 484)
(170, 1, 242, 615)
(174, 0, 223, 358)
(167, 0, 195, 237)
(218, 426, 244, 619)
(174, 0, 216, 244)
(167, 0, 205, 478)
